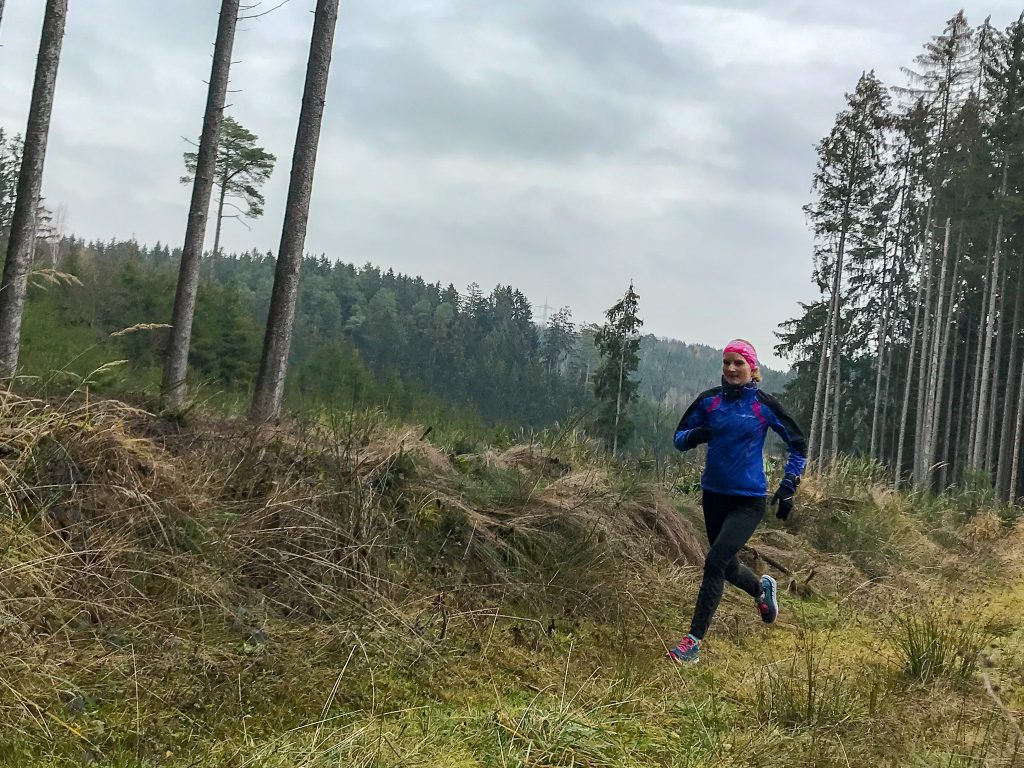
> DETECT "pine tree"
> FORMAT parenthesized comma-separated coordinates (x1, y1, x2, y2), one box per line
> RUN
(593, 283, 643, 455)
(181, 116, 276, 280)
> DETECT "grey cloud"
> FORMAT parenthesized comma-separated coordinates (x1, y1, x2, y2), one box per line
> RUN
(656, 0, 995, 33)
(9, 0, 1024, 370)
(330, 39, 651, 161)
(323, 0, 718, 162)
(506, 0, 697, 92)
(724, 94, 827, 199)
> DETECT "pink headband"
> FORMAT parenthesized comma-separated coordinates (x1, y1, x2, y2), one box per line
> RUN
(724, 339, 759, 370)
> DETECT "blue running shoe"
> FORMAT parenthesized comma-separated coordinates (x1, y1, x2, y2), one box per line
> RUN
(667, 634, 700, 664)
(757, 574, 778, 624)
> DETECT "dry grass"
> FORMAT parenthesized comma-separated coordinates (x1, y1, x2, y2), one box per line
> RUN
(1, 391, 1023, 766)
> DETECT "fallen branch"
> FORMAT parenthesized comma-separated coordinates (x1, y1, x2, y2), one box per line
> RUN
(983, 671, 1023, 740)
(744, 544, 793, 575)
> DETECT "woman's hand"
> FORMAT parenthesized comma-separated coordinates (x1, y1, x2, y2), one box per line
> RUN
(686, 426, 712, 448)
(771, 474, 798, 520)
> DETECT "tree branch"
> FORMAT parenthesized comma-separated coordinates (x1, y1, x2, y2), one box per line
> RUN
(238, 0, 291, 21)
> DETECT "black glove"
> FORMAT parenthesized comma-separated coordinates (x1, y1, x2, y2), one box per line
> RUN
(686, 426, 712, 449)
(771, 474, 798, 520)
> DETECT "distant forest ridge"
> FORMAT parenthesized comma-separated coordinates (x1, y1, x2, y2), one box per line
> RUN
(20, 235, 789, 457)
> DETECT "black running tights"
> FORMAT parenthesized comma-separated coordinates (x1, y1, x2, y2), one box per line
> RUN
(688, 491, 764, 639)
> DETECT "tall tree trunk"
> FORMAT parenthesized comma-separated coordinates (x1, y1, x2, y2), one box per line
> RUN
(0, 0, 67, 376)
(953, 319, 973, 485)
(985, 263, 1009, 474)
(895, 241, 926, 490)
(211, 172, 228, 282)
(913, 222, 936, 487)
(819, 347, 834, 463)
(880, 330, 897, 466)
(870, 309, 889, 460)
(968, 245, 992, 466)
(250, 0, 340, 423)
(162, 0, 239, 409)
(973, 158, 1008, 470)
(873, 153, 911, 462)
(810, 144, 860, 464)
(1010, 351, 1024, 502)
(870, 236, 897, 460)
(830, 348, 841, 460)
(930, 224, 961, 489)
(809, 320, 831, 463)
(996, 268, 1023, 498)
(612, 339, 625, 457)
(919, 220, 952, 489)
(940, 319, 961, 490)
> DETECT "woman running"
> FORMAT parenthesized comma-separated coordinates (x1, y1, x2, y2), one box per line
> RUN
(666, 339, 806, 665)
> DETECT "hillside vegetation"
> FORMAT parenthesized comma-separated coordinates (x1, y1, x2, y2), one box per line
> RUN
(1, 389, 1022, 767)
(16, 240, 787, 452)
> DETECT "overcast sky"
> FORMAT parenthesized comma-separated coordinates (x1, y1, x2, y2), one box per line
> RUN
(1, 2, 1020, 368)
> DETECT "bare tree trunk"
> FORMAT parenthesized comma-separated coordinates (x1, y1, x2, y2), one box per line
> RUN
(819, 347, 834, 464)
(930, 224, 961, 489)
(968, 250, 992, 465)
(211, 172, 227, 282)
(0, 1, 5, 35)
(996, 268, 1023, 499)
(940, 319, 961, 490)
(162, 0, 239, 409)
(809, 319, 831, 464)
(870, 313, 888, 460)
(913, 224, 936, 487)
(873, 160, 910, 462)
(973, 158, 1008, 470)
(895, 242, 926, 490)
(612, 338, 625, 456)
(919, 220, 952, 489)
(985, 264, 1009, 475)
(870, 243, 894, 460)
(810, 146, 859, 464)
(830, 348, 841, 460)
(250, 0, 340, 423)
(0, 0, 67, 377)
(1010, 351, 1024, 502)
(880, 332, 897, 466)
(953, 320, 973, 485)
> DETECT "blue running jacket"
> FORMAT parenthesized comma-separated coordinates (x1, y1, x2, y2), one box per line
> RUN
(674, 381, 807, 497)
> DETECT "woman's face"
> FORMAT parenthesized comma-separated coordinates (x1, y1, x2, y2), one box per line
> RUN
(722, 352, 753, 385)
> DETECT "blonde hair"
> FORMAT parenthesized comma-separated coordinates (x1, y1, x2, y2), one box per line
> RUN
(733, 338, 762, 383)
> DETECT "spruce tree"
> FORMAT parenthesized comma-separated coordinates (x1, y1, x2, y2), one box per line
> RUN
(593, 283, 643, 455)
(803, 71, 892, 463)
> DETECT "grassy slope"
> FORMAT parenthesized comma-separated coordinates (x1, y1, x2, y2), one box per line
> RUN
(0, 393, 1022, 767)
